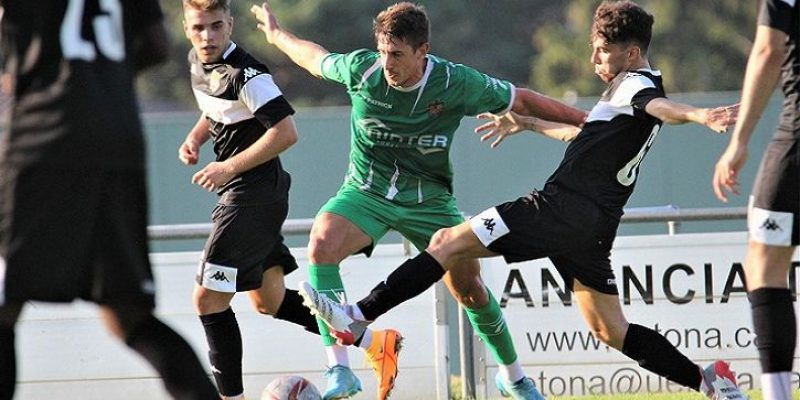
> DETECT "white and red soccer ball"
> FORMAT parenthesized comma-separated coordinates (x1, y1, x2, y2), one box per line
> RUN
(261, 375, 322, 400)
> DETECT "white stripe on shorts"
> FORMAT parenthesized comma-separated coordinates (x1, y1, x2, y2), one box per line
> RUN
(200, 262, 238, 293)
(0, 256, 5, 305)
(749, 196, 794, 246)
(469, 207, 511, 247)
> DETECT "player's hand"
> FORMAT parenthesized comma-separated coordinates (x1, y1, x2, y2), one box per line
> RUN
(475, 111, 525, 149)
(712, 142, 747, 202)
(704, 104, 739, 134)
(192, 162, 235, 192)
(178, 140, 200, 165)
(251, 1, 281, 44)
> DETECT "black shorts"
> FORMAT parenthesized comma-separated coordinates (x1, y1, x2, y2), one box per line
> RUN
(196, 198, 298, 292)
(749, 138, 800, 246)
(469, 187, 620, 294)
(0, 165, 155, 308)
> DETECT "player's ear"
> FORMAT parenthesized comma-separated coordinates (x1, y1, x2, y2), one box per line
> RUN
(628, 45, 641, 61)
(416, 42, 430, 57)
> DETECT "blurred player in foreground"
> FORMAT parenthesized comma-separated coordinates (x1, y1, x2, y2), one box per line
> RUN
(0, 1, 218, 399)
(713, 0, 799, 399)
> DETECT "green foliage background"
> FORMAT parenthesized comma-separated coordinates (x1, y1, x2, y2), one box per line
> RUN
(143, 1, 758, 109)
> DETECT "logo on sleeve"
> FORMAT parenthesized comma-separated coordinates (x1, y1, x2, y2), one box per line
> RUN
(243, 67, 261, 82)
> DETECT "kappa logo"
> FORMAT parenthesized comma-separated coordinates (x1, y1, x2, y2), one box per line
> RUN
(482, 217, 496, 235)
(760, 218, 783, 232)
(209, 271, 230, 282)
(243, 67, 260, 81)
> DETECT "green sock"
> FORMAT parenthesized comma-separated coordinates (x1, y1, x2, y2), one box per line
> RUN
(308, 264, 345, 346)
(465, 289, 518, 365)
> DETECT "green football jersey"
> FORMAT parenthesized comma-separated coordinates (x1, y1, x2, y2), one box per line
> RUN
(320, 49, 514, 205)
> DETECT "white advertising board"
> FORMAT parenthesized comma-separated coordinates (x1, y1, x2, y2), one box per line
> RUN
(479, 231, 800, 397)
(14, 244, 439, 400)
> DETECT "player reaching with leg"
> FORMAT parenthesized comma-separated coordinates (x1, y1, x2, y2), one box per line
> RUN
(251, 1, 587, 399)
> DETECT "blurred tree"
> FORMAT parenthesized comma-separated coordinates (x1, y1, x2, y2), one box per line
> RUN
(530, 0, 758, 98)
(141, 1, 757, 109)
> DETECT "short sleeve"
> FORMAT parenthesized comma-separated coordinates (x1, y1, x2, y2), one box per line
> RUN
(320, 49, 381, 89)
(457, 65, 515, 116)
(238, 66, 295, 128)
(759, 0, 795, 35)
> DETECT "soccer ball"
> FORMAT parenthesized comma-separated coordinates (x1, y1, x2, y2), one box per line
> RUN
(261, 375, 322, 400)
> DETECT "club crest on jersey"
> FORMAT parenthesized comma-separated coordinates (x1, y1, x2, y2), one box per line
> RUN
(427, 100, 445, 117)
(209, 69, 223, 92)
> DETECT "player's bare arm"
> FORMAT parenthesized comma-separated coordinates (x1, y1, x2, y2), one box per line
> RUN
(511, 88, 588, 128)
(179, 114, 212, 166)
(645, 98, 738, 133)
(250, 1, 328, 78)
(713, 25, 786, 202)
(192, 116, 299, 192)
(475, 111, 580, 148)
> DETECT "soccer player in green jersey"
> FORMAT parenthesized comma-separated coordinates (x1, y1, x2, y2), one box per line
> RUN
(252, 2, 586, 399)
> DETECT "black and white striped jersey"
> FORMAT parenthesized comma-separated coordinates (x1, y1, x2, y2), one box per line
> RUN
(189, 42, 295, 205)
(760, 0, 800, 138)
(545, 69, 665, 220)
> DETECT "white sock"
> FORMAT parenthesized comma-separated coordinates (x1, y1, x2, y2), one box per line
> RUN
(499, 361, 526, 383)
(325, 344, 349, 368)
(762, 372, 793, 400)
(349, 304, 367, 321)
(358, 329, 373, 350)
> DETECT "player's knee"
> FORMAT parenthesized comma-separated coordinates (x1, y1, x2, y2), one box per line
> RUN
(308, 235, 344, 263)
(429, 227, 450, 248)
(588, 324, 626, 349)
(193, 291, 231, 315)
(447, 276, 487, 308)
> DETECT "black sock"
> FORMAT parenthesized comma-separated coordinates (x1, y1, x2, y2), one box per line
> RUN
(357, 251, 445, 321)
(125, 315, 219, 400)
(749, 287, 796, 372)
(275, 289, 320, 335)
(0, 326, 16, 400)
(199, 307, 242, 397)
(621, 323, 702, 390)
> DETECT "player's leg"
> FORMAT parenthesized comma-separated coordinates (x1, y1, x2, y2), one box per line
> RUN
(196, 199, 301, 399)
(396, 197, 528, 390)
(100, 304, 219, 400)
(308, 211, 373, 399)
(193, 286, 244, 399)
(571, 280, 744, 399)
(745, 139, 799, 400)
(248, 265, 320, 334)
(0, 303, 23, 400)
(96, 170, 218, 399)
(745, 242, 795, 400)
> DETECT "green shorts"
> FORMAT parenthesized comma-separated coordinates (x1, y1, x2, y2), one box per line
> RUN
(318, 185, 464, 256)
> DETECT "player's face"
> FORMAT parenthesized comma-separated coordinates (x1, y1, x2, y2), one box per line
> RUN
(183, 7, 233, 63)
(590, 37, 636, 83)
(376, 34, 429, 88)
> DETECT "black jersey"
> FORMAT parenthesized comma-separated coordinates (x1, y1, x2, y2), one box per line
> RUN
(189, 43, 295, 205)
(545, 69, 665, 220)
(0, 0, 163, 169)
(760, 0, 800, 137)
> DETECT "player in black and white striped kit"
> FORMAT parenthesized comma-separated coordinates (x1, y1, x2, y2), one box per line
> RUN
(714, 0, 800, 398)
(0, 1, 219, 399)
(179, 1, 322, 399)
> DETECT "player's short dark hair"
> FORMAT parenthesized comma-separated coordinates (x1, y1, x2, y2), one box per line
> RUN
(373, 2, 430, 50)
(591, 0, 653, 54)
(182, 0, 230, 13)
